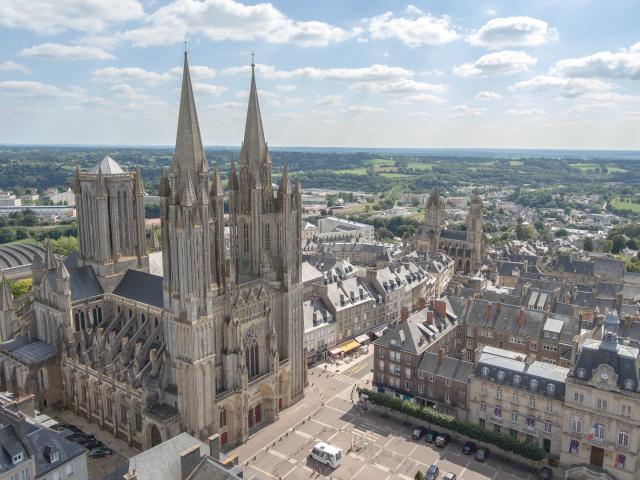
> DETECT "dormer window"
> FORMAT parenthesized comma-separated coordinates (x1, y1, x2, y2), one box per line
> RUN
(513, 375, 521, 385)
(625, 379, 635, 391)
(481, 367, 490, 377)
(497, 371, 505, 382)
(576, 368, 586, 379)
(51, 451, 59, 462)
(547, 383, 556, 395)
(12, 453, 23, 464)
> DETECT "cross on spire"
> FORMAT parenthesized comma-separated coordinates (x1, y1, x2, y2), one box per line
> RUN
(251, 51, 255, 69)
(184, 40, 188, 54)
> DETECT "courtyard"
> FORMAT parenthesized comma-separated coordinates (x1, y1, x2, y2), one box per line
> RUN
(229, 352, 541, 480)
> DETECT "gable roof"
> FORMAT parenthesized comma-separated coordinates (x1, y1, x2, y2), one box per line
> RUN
(113, 269, 163, 308)
(68, 265, 103, 302)
(88, 155, 125, 175)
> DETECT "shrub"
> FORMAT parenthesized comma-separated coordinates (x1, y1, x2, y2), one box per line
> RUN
(359, 388, 546, 462)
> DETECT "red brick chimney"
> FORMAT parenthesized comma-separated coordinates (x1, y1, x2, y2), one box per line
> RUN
(433, 299, 447, 318)
(427, 310, 434, 324)
(438, 348, 444, 364)
(518, 306, 525, 327)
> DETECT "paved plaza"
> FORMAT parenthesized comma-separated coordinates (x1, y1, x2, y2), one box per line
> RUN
(230, 351, 541, 480)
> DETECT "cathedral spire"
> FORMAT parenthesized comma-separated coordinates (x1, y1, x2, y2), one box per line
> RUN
(134, 168, 144, 194)
(0, 275, 14, 312)
(45, 239, 56, 270)
(174, 50, 207, 186)
(159, 166, 170, 197)
(241, 60, 268, 170)
(211, 162, 224, 196)
(279, 165, 291, 195)
(74, 165, 82, 194)
(228, 160, 238, 190)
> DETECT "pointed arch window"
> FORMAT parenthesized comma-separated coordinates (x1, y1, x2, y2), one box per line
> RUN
(243, 224, 249, 252)
(219, 408, 227, 428)
(265, 223, 271, 252)
(244, 331, 259, 379)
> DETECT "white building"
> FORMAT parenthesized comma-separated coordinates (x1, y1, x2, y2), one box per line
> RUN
(317, 216, 374, 242)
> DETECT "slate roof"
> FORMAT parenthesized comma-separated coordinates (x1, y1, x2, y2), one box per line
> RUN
(439, 229, 467, 241)
(68, 265, 103, 302)
(0, 243, 46, 270)
(25, 424, 86, 477)
(113, 269, 163, 308)
(417, 353, 474, 382)
(0, 423, 28, 474)
(7, 341, 56, 365)
(88, 155, 125, 174)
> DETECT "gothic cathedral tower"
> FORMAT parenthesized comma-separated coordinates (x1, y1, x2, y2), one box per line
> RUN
(466, 188, 483, 269)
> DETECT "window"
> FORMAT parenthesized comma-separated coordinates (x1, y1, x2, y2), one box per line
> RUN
(530, 379, 538, 391)
(494, 406, 502, 418)
(496, 388, 503, 399)
(244, 332, 260, 379)
(526, 416, 535, 428)
(596, 399, 607, 412)
(621, 404, 632, 417)
(544, 420, 552, 433)
(480, 401, 486, 413)
(576, 368, 586, 379)
(481, 367, 490, 377)
(51, 451, 59, 462)
(467, 326, 474, 337)
(379, 348, 385, 359)
(574, 392, 584, 404)
(479, 418, 485, 427)
(510, 428, 517, 438)
(417, 371, 424, 380)
(547, 383, 556, 394)
(418, 384, 425, 394)
(545, 402, 553, 413)
(497, 371, 506, 381)
(120, 403, 128, 424)
(445, 379, 452, 388)
(405, 381, 411, 390)
(594, 424, 605, 440)
(264, 224, 271, 252)
(615, 454, 626, 470)
(529, 397, 536, 408)
(530, 341, 538, 352)
(513, 375, 521, 385)
(480, 385, 487, 396)
(135, 411, 142, 432)
(624, 379, 634, 390)
(512, 394, 519, 404)
(243, 224, 249, 252)
(12, 453, 22, 464)
(427, 388, 435, 398)
(569, 439, 579, 454)
(405, 367, 411, 379)
(65, 463, 74, 476)
(466, 338, 474, 349)
(445, 392, 451, 403)
(618, 431, 629, 447)
(428, 374, 435, 383)
(572, 417, 582, 433)
(467, 350, 474, 362)
(512, 411, 519, 423)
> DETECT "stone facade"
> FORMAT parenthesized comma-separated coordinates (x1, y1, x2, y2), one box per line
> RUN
(0, 54, 306, 452)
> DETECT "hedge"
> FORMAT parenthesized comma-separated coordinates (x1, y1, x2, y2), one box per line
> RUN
(359, 388, 546, 461)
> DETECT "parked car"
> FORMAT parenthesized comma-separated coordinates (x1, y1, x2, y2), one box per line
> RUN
(475, 447, 490, 462)
(425, 430, 439, 443)
(462, 441, 477, 454)
(52, 424, 82, 433)
(434, 434, 451, 448)
(412, 426, 428, 440)
(425, 465, 440, 480)
(537, 467, 553, 480)
(443, 473, 457, 480)
(89, 447, 113, 458)
(77, 435, 97, 446)
(83, 440, 104, 450)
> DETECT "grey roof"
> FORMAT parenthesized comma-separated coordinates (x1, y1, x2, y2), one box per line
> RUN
(88, 155, 125, 174)
(113, 269, 163, 308)
(475, 353, 568, 398)
(0, 424, 28, 474)
(301, 261, 323, 284)
(439, 229, 467, 241)
(573, 335, 640, 390)
(187, 457, 247, 480)
(25, 424, 86, 477)
(68, 265, 103, 302)
(6, 341, 56, 365)
(544, 317, 564, 334)
(0, 243, 46, 270)
(417, 353, 474, 382)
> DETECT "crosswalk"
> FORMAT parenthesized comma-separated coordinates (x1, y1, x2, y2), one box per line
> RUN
(332, 373, 355, 384)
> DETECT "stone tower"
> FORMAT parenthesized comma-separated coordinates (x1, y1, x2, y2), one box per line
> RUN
(228, 62, 305, 402)
(160, 51, 220, 436)
(424, 188, 446, 257)
(466, 188, 483, 269)
(0, 275, 17, 341)
(74, 156, 149, 292)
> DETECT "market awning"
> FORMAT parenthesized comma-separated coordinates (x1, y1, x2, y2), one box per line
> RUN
(338, 339, 360, 353)
(355, 334, 370, 345)
(328, 347, 342, 356)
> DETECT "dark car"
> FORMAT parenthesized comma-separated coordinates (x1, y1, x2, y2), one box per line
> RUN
(475, 447, 490, 462)
(89, 447, 113, 458)
(52, 424, 82, 433)
(67, 433, 92, 443)
(462, 441, 477, 454)
(412, 426, 428, 440)
(77, 435, 97, 446)
(83, 440, 104, 450)
(537, 467, 553, 480)
(425, 430, 439, 443)
(425, 465, 440, 480)
(434, 433, 451, 448)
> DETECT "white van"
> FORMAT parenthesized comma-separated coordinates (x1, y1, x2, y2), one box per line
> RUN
(309, 442, 343, 468)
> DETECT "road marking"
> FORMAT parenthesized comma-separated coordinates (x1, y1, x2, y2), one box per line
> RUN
(267, 449, 297, 463)
(246, 463, 278, 479)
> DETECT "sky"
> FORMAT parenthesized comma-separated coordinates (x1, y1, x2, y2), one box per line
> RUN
(0, 0, 639, 149)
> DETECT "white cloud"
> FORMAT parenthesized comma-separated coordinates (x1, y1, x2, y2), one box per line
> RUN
(20, 43, 115, 60)
(351, 79, 445, 94)
(511, 75, 612, 98)
(0, 0, 144, 34)
(485, 9, 497, 17)
(110, 83, 151, 100)
(192, 82, 226, 96)
(275, 84, 297, 92)
(505, 108, 546, 116)
(169, 65, 216, 80)
(0, 80, 65, 97)
(223, 63, 413, 81)
(475, 91, 503, 100)
(92, 67, 171, 85)
(367, 10, 459, 47)
(468, 16, 558, 49)
(449, 104, 486, 117)
(454, 50, 537, 77)
(0, 61, 31, 74)
(124, 0, 355, 47)
(392, 93, 446, 105)
(344, 105, 385, 114)
(317, 95, 343, 106)
(550, 46, 640, 80)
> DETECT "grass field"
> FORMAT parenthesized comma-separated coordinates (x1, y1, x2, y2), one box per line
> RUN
(380, 172, 412, 179)
(611, 198, 640, 212)
(406, 162, 433, 171)
(605, 165, 628, 173)
(335, 167, 368, 175)
(509, 160, 524, 166)
(570, 162, 599, 171)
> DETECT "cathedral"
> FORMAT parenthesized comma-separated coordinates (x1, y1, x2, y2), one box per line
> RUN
(0, 52, 305, 450)
(415, 188, 483, 274)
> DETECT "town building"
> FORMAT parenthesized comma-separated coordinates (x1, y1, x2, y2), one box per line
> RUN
(317, 216, 374, 242)
(0, 191, 21, 207)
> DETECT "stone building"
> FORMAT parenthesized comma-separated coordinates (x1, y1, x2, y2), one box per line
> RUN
(468, 347, 568, 456)
(561, 311, 640, 480)
(415, 189, 483, 274)
(0, 53, 306, 451)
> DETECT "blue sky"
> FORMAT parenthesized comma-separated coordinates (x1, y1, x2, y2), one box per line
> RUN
(0, 0, 639, 149)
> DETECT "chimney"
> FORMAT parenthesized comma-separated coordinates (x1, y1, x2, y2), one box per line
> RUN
(208, 433, 221, 460)
(433, 299, 447, 318)
(400, 307, 409, 322)
(518, 306, 525, 327)
(438, 348, 444, 364)
(426, 310, 434, 325)
(180, 445, 202, 480)
(418, 298, 426, 311)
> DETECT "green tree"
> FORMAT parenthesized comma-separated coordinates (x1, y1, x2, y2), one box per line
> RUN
(626, 238, 638, 250)
(50, 236, 79, 255)
(555, 228, 568, 238)
(603, 239, 613, 253)
(583, 237, 594, 251)
(8, 278, 32, 298)
(612, 235, 626, 254)
(415, 472, 424, 480)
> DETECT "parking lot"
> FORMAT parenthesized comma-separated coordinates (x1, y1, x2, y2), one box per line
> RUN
(235, 354, 539, 480)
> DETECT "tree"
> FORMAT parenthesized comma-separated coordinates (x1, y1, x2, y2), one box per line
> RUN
(8, 278, 32, 298)
(602, 239, 613, 253)
(50, 236, 79, 255)
(415, 472, 425, 480)
(555, 229, 568, 238)
(583, 237, 594, 251)
(626, 238, 638, 250)
(612, 235, 626, 254)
